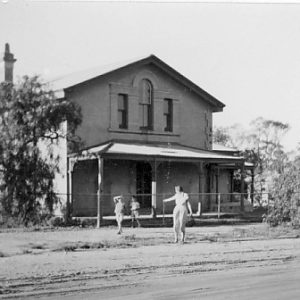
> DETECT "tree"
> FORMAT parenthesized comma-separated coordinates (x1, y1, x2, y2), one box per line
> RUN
(244, 118, 289, 172)
(265, 153, 300, 226)
(244, 118, 290, 205)
(214, 119, 300, 226)
(0, 76, 82, 225)
(213, 123, 250, 150)
(214, 118, 290, 206)
(213, 126, 231, 146)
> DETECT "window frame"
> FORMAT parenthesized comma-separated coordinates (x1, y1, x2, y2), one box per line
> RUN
(163, 98, 173, 132)
(117, 93, 128, 129)
(139, 79, 153, 130)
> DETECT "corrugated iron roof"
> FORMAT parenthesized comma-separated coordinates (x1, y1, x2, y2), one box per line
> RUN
(71, 142, 244, 162)
(212, 143, 239, 152)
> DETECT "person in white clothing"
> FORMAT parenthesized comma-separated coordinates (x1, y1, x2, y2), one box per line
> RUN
(163, 186, 193, 243)
(130, 196, 141, 228)
(113, 195, 126, 234)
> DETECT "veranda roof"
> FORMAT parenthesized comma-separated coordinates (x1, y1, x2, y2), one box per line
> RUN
(212, 143, 239, 153)
(69, 142, 245, 163)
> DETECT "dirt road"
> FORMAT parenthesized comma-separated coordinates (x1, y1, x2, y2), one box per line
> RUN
(1, 225, 299, 299)
(38, 257, 300, 300)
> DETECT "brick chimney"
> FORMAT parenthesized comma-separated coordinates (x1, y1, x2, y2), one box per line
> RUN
(3, 43, 16, 82)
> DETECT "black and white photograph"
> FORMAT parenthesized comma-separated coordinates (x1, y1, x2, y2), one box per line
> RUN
(0, 0, 300, 299)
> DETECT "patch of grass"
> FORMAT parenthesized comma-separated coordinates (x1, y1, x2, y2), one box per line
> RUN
(200, 235, 218, 242)
(0, 251, 8, 257)
(32, 227, 41, 231)
(53, 241, 106, 252)
(56, 244, 77, 252)
(124, 234, 136, 241)
(117, 242, 135, 248)
(78, 242, 105, 249)
(90, 242, 105, 249)
(64, 245, 77, 252)
(52, 239, 138, 253)
(30, 244, 46, 250)
(233, 228, 248, 238)
(78, 242, 91, 249)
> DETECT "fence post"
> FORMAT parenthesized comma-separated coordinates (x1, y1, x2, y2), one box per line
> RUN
(240, 162, 245, 212)
(66, 158, 75, 223)
(267, 192, 270, 216)
(96, 156, 103, 228)
(151, 160, 157, 219)
(197, 197, 202, 216)
(217, 193, 221, 220)
(162, 194, 165, 226)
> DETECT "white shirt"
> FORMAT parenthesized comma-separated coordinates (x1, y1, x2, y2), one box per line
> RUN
(131, 201, 140, 211)
(167, 192, 189, 206)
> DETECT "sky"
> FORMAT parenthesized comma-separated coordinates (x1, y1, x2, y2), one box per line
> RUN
(0, 0, 300, 151)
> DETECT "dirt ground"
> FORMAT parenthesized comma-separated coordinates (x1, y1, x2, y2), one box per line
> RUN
(0, 223, 299, 299)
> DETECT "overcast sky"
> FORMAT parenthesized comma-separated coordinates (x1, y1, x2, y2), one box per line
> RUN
(1, 0, 300, 151)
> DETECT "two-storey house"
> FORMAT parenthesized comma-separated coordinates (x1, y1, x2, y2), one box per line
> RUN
(53, 55, 246, 224)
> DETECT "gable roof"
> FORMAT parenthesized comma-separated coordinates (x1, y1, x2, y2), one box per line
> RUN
(50, 54, 225, 112)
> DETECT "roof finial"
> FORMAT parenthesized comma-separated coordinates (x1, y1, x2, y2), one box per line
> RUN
(4, 43, 16, 63)
(5, 43, 10, 53)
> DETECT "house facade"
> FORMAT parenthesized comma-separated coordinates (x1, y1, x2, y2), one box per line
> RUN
(53, 55, 246, 223)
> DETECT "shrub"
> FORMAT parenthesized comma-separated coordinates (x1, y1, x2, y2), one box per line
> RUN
(69, 218, 82, 226)
(48, 216, 65, 227)
(81, 218, 96, 227)
(0, 214, 24, 228)
(264, 154, 300, 227)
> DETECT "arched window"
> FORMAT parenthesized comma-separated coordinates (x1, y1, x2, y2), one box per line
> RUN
(139, 79, 153, 129)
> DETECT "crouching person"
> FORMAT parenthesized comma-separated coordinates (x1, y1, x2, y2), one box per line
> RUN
(113, 195, 126, 234)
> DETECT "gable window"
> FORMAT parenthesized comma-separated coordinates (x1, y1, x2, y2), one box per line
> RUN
(118, 94, 128, 129)
(163, 98, 173, 132)
(139, 79, 153, 130)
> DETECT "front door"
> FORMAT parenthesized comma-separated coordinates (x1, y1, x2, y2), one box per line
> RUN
(136, 162, 152, 208)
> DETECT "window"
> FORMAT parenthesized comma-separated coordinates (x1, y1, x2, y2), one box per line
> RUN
(118, 94, 128, 129)
(163, 98, 173, 132)
(139, 79, 153, 129)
